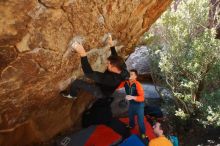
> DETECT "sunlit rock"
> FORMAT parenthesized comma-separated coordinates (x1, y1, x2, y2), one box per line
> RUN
(0, 0, 172, 145)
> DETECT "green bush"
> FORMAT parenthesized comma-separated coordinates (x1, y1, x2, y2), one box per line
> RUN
(143, 0, 220, 127)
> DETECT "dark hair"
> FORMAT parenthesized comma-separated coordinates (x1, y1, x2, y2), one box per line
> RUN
(130, 69, 138, 76)
(159, 121, 170, 136)
(107, 55, 124, 71)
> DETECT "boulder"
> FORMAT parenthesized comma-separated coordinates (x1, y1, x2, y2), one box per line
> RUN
(0, 0, 172, 145)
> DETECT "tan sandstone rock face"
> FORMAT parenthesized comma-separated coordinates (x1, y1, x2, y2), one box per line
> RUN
(0, 0, 172, 145)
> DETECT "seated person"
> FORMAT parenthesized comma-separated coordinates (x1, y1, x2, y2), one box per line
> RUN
(149, 121, 173, 146)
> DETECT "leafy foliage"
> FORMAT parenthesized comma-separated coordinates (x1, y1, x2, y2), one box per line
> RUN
(143, 0, 220, 126)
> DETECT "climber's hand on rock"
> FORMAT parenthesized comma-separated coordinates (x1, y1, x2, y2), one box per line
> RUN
(107, 34, 113, 47)
(73, 43, 86, 57)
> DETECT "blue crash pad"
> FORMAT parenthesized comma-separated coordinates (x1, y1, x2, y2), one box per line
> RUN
(119, 135, 145, 146)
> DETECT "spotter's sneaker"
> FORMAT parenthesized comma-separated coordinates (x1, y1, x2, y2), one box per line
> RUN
(141, 134, 147, 139)
(60, 91, 77, 99)
(126, 125, 134, 129)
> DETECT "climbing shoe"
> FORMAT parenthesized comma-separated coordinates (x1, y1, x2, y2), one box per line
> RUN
(60, 91, 77, 99)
